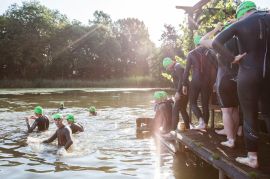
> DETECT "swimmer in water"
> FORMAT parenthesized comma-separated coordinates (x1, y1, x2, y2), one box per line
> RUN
(25, 106, 49, 133)
(66, 114, 84, 134)
(43, 113, 73, 150)
(89, 106, 97, 116)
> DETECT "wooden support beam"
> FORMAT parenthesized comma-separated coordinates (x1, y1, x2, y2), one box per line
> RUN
(219, 169, 227, 179)
(175, 0, 211, 13)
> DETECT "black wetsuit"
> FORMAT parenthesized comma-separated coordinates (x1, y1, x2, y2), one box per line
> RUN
(216, 37, 239, 108)
(183, 46, 217, 124)
(26, 116, 49, 133)
(69, 123, 84, 134)
(213, 11, 270, 152)
(43, 125, 73, 150)
(154, 99, 173, 133)
(171, 63, 190, 129)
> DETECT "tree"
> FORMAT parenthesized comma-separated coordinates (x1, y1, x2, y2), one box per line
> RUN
(0, 1, 69, 79)
(113, 18, 154, 77)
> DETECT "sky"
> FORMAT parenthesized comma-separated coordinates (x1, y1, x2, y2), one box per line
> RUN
(0, 0, 269, 46)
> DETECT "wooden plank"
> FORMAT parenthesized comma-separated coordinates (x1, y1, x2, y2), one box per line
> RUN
(171, 130, 270, 179)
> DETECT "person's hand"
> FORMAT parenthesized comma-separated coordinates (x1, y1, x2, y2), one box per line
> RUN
(182, 86, 188, 95)
(215, 22, 223, 31)
(232, 53, 247, 64)
(30, 116, 36, 120)
(175, 92, 180, 101)
(228, 18, 237, 24)
(57, 147, 67, 156)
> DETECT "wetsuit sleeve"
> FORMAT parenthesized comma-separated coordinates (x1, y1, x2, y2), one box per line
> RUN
(77, 124, 84, 132)
(64, 128, 73, 150)
(212, 25, 238, 62)
(154, 105, 163, 130)
(43, 131, 57, 143)
(207, 49, 218, 69)
(26, 119, 38, 133)
(176, 65, 184, 93)
(183, 53, 192, 86)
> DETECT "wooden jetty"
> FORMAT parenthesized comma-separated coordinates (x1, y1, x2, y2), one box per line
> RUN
(171, 129, 270, 179)
(136, 116, 270, 179)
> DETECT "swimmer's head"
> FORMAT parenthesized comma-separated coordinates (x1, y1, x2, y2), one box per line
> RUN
(163, 57, 174, 71)
(153, 91, 168, 103)
(34, 106, 43, 116)
(236, 1, 256, 19)
(52, 113, 63, 128)
(89, 106, 97, 116)
(66, 113, 75, 124)
(193, 35, 202, 46)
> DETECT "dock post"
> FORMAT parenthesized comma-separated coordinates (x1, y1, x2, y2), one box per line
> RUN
(211, 108, 215, 129)
(219, 169, 226, 179)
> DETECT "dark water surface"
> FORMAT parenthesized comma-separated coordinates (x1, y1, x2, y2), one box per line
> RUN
(0, 88, 217, 179)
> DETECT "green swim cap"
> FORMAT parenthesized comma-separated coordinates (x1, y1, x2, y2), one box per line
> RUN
(162, 57, 173, 69)
(66, 114, 75, 122)
(34, 106, 43, 115)
(52, 113, 63, 120)
(153, 91, 168, 101)
(236, 1, 256, 19)
(193, 35, 202, 46)
(89, 106, 96, 113)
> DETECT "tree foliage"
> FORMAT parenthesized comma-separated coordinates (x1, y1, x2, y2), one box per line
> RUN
(0, 2, 155, 81)
(0, 0, 240, 85)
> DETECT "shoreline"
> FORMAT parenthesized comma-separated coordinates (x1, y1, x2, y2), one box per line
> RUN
(0, 77, 170, 88)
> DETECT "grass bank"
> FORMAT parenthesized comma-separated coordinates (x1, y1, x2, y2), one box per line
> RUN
(0, 76, 169, 88)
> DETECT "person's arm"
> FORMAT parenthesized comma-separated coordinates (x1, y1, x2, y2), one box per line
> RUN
(182, 53, 192, 87)
(153, 105, 163, 131)
(74, 123, 84, 132)
(64, 128, 73, 150)
(200, 23, 223, 48)
(175, 65, 184, 93)
(212, 24, 239, 63)
(26, 118, 38, 133)
(43, 131, 57, 143)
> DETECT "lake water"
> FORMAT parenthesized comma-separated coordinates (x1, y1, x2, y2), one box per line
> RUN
(0, 88, 217, 179)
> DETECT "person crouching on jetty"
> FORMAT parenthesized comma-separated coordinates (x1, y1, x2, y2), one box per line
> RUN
(25, 106, 49, 133)
(66, 114, 84, 134)
(153, 91, 173, 134)
(43, 113, 73, 151)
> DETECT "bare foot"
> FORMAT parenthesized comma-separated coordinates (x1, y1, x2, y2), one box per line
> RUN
(236, 156, 258, 168)
(221, 139, 235, 148)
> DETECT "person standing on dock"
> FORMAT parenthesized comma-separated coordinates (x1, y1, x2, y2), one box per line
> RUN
(182, 35, 217, 129)
(212, 1, 270, 168)
(43, 113, 73, 151)
(25, 106, 49, 133)
(66, 114, 84, 134)
(200, 22, 240, 148)
(163, 57, 191, 130)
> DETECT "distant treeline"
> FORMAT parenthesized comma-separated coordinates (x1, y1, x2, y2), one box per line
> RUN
(0, 1, 238, 87)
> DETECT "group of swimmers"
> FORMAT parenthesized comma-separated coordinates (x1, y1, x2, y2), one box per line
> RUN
(25, 105, 97, 151)
(153, 1, 270, 169)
